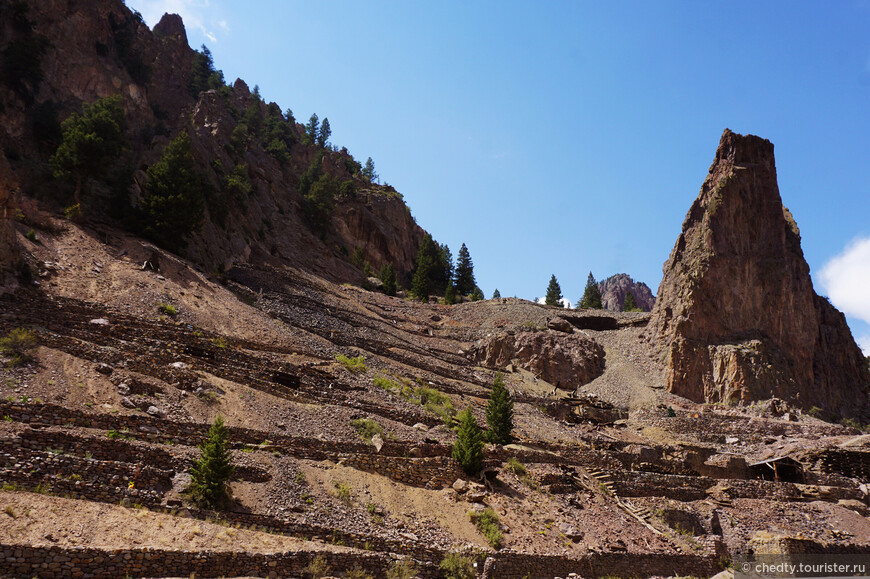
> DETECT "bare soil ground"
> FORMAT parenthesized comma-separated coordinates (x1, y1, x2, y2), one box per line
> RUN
(1, 221, 869, 578)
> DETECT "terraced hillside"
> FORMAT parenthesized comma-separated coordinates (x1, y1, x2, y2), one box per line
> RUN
(1, 221, 869, 578)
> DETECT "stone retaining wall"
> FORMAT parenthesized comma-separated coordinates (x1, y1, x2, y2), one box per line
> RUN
(343, 454, 463, 489)
(0, 544, 416, 579)
(481, 551, 722, 579)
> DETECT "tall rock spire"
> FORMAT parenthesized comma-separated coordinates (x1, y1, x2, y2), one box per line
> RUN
(646, 129, 869, 420)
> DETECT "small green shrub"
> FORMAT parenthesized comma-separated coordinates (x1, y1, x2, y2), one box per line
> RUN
(303, 553, 330, 579)
(351, 418, 384, 444)
(0, 328, 37, 366)
(344, 567, 374, 579)
(24, 229, 36, 242)
(210, 336, 228, 348)
(418, 386, 456, 425)
(440, 552, 476, 579)
(807, 406, 822, 417)
(373, 375, 400, 392)
(335, 354, 367, 373)
(333, 481, 352, 504)
(470, 507, 503, 548)
(106, 429, 127, 440)
(158, 303, 177, 316)
(386, 559, 417, 579)
(505, 457, 526, 476)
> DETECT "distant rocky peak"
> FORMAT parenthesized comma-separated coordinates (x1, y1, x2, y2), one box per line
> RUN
(153, 13, 187, 42)
(598, 273, 655, 312)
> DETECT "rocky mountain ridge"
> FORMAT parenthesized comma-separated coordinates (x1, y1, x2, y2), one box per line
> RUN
(0, 0, 424, 288)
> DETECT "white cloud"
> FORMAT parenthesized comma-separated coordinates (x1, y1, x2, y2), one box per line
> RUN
(536, 297, 572, 309)
(133, 0, 223, 43)
(819, 237, 870, 324)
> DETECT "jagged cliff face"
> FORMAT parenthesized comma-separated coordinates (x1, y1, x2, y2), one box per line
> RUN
(0, 0, 423, 282)
(646, 129, 870, 419)
(0, 154, 21, 293)
(598, 273, 655, 312)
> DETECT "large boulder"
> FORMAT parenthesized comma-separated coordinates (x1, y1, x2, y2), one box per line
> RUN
(646, 129, 870, 420)
(472, 331, 605, 390)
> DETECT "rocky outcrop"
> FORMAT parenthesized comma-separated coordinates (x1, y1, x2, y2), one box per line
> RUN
(646, 129, 870, 419)
(0, 0, 425, 284)
(599, 273, 655, 312)
(0, 153, 21, 293)
(472, 331, 605, 390)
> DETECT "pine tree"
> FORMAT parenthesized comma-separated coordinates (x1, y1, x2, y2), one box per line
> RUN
(411, 234, 438, 302)
(454, 243, 476, 295)
(438, 244, 454, 294)
(317, 117, 331, 148)
(362, 157, 378, 183)
(444, 281, 456, 305)
(544, 274, 563, 307)
(492, 288, 501, 299)
(140, 131, 207, 252)
(578, 272, 603, 309)
(623, 290, 640, 312)
(485, 373, 513, 445)
(470, 286, 484, 301)
(189, 415, 235, 508)
(452, 407, 484, 475)
(379, 263, 397, 296)
(304, 113, 319, 145)
(51, 95, 126, 204)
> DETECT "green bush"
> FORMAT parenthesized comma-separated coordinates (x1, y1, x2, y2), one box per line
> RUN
(335, 354, 367, 373)
(0, 328, 37, 366)
(440, 552, 476, 579)
(303, 553, 330, 579)
(386, 559, 418, 579)
(505, 457, 526, 476)
(351, 418, 384, 444)
(470, 507, 504, 548)
(158, 303, 177, 316)
(418, 386, 456, 425)
(333, 481, 352, 504)
(373, 375, 400, 391)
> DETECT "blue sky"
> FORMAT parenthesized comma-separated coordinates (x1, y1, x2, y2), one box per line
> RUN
(130, 0, 870, 353)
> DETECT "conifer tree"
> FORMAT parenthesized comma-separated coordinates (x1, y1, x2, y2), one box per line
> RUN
(362, 157, 378, 183)
(578, 272, 603, 309)
(544, 274, 563, 307)
(438, 243, 454, 293)
(454, 243, 476, 295)
(51, 95, 126, 204)
(470, 286, 484, 302)
(444, 281, 456, 305)
(492, 288, 501, 299)
(485, 373, 513, 445)
(623, 290, 640, 312)
(140, 131, 207, 252)
(379, 263, 397, 296)
(452, 407, 484, 474)
(189, 415, 235, 508)
(411, 234, 438, 302)
(304, 113, 319, 145)
(317, 117, 331, 148)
